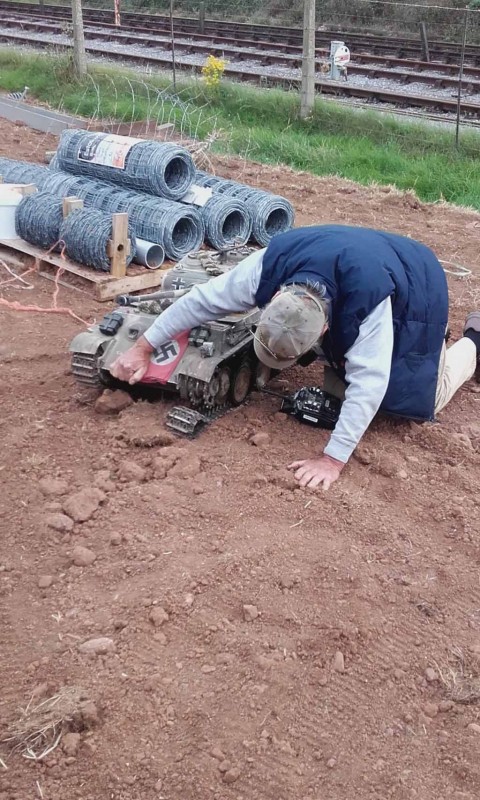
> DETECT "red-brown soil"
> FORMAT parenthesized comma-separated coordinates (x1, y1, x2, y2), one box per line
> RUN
(1, 119, 480, 800)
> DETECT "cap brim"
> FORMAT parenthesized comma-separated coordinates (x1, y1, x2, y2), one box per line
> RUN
(253, 336, 297, 371)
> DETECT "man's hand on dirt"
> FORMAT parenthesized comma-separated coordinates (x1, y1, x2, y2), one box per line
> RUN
(109, 337, 154, 385)
(288, 454, 345, 490)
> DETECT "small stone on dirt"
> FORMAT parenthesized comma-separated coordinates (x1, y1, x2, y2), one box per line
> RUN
(94, 389, 133, 415)
(327, 758, 337, 769)
(439, 700, 454, 712)
(109, 532, 122, 546)
(149, 607, 169, 627)
(38, 575, 53, 589)
(118, 460, 146, 483)
(72, 545, 97, 567)
(46, 513, 74, 533)
(211, 747, 225, 761)
(169, 456, 202, 479)
(222, 768, 241, 784)
(39, 478, 69, 497)
(79, 637, 115, 655)
(423, 702, 438, 718)
(250, 432, 270, 447)
(201, 664, 216, 674)
(333, 651, 345, 673)
(94, 470, 116, 492)
(425, 667, 439, 683)
(81, 701, 99, 727)
(243, 604, 259, 622)
(467, 723, 480, 734)
(63, 488, 105, 523)
(218, 760, 232, 773)
(62, 732, 81, 756)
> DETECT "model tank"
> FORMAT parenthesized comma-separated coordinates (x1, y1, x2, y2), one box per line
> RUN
(69, 247, 272, 433)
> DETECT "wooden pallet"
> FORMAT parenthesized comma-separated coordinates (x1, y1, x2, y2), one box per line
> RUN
(0, 236, 170, 301)
(0, 194, 170, 302)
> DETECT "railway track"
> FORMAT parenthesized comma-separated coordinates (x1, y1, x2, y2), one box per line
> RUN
(1, 26, 479, 120)
(0, 5, 479, 119)
(0, 0, 479, 64)
(3, 13, 479, 96)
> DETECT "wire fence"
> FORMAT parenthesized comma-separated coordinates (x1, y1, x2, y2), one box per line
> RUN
(51, 0, 480, 41)
(1, 0, 480, 203)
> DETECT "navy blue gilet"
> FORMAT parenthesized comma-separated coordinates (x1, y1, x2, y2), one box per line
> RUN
(256, 225, 449, 421)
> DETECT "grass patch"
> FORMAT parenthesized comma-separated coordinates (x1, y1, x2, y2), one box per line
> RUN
(0, 48, 479, 210)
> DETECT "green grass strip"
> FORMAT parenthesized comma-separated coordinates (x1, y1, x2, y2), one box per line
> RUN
(0, 49, 479, 210)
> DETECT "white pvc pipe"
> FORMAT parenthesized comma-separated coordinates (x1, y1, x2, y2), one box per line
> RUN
(134, 238, 165, 270)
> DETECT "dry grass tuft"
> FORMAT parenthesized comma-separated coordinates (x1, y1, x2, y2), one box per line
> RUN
(2, 686, 86, 761)
(187, 130, 224, 171)
(435, 646, 480, 705)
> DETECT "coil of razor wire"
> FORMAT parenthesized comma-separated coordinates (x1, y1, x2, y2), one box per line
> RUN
(199, 194, 252, 251)
(56, 129, 196, 201)
(42, 171, 204, 260)
(195, 171, 294, 247)
(59, 207, 136, 273)
(15, 191, 64, 250)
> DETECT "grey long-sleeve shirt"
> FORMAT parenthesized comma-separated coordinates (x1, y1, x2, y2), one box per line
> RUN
(144, 250, 394, 463)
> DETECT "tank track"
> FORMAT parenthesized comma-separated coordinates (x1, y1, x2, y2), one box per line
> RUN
(165, 402, 233, 437)
(71, 352, 103, 388)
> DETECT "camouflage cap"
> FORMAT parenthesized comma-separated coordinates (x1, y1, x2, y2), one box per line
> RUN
(253, 287, 326, 370)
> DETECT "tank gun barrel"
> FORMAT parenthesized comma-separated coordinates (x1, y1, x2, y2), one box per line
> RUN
(116, 287, 192, 306)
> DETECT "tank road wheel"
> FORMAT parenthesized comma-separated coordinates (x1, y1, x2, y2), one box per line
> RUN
(230, 359, 253, 406)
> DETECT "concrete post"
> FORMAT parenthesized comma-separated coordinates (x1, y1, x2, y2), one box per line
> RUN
(300, 0, 316, 119)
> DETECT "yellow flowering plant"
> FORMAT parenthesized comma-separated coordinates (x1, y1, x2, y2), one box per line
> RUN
(201, 54, 228, 90)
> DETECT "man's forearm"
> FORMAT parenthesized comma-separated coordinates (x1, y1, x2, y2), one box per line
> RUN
(143, 250, 264, 350)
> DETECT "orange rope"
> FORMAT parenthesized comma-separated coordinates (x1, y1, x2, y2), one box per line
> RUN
(0, 251, 90, 326)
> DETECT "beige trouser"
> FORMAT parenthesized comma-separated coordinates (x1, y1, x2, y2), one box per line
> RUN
(323, 336, 477, 414)
(434, 337, 477, 413)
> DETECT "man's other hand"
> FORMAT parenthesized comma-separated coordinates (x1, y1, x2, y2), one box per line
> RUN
(288, 454, 344, 490)
(109, 337, 154, 385)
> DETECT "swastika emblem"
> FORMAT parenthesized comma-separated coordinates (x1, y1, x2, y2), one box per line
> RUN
(151, 340, 180, 365)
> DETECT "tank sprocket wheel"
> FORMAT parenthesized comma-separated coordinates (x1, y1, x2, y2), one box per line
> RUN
(203, 366, 231, 408)
(185, 377, 205, 408)
(230, 358, 253, 406)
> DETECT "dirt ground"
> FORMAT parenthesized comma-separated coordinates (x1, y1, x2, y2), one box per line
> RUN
(1, 117, 480, 800)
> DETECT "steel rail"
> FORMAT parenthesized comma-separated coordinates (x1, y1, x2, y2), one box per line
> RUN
(1, 13, 479, 94)
(2, 28, 479, 118)
(0, 0, 479, 63)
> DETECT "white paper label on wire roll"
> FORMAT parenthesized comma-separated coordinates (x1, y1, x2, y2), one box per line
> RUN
(77, 134, 143, 170)
(180, 185, 213, 207)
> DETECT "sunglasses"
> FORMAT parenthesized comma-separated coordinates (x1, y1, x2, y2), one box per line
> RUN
(251, 327, 296, 363)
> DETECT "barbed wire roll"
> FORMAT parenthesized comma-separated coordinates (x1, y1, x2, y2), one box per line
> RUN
(15, 191, 64, 250)
(46, 172, 90, 197)
(56, 129, 196, 201)
(59, 208, 136, 273)
(0, 159, 50, 189)
(199, 194, 252, 250)
(195, 171, 294, 246)
(43, 172, 204, 260)
(48, 153, 60, 171)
